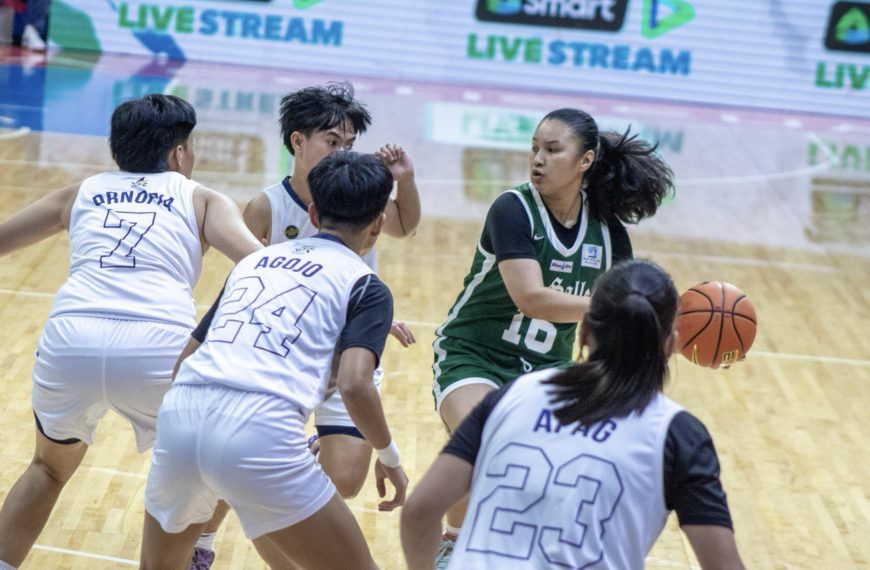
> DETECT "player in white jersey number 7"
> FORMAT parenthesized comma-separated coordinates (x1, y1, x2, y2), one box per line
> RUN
(0, 94, 263, 570)
(140, 151, 408, 570)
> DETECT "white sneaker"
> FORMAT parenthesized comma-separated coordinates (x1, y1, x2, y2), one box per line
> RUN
(434, 536, 455, 570)
(22, 24, 46, 52)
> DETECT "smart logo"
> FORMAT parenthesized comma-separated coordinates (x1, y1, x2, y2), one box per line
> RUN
(641, 0, 694, 39)
(486, 0, 522, 15)
(476, 0, 629, 32)
(825, 2, 870, 53)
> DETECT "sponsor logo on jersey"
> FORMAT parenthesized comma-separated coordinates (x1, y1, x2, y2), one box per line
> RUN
(549, 259, 573, 273)
(131, 176, 148, 188)
(475, 0, 629, 32)
(533, 233, 545, 241)
(285, 225, 300, 239)
(581, 244, 603, 268)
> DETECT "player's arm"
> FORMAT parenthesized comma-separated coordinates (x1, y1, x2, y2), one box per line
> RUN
(0, 182, 79, 256)
(193, 185, 263, 262)
(666, 412, 745, 569)
(242, 192, 272, 244)
(376, 144, 421, 238)
(172, 337, 202, 380)
(335, 274, 408, 510)
(682, 525, 745, 570)
(401, 387, 508, 569)
(173, 284, 224, 379)
(500, 259, 590, 323)
(484, 193, 590, 323)
(401, 454, 471, 569)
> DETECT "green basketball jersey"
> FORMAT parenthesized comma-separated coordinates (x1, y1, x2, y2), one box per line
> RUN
(436, 183, 614, 370)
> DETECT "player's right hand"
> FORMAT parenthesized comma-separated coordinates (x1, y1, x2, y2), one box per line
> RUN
(374, 459, 409, 512)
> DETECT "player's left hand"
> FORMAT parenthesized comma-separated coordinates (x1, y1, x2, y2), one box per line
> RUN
(375, 459, 409, 511)
(375, 143, 415, 182)
(390, 321, 416, 347)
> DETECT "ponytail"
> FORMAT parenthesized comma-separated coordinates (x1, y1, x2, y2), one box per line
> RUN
(585, 129, 675, 224)
(538, 109, 675, 224)
(545, 260, 678, 426)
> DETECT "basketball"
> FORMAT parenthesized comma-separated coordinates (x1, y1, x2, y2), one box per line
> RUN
(675, 282, 757, 369)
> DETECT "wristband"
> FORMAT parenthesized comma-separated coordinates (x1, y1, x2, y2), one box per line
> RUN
(376, 440, 401, 468)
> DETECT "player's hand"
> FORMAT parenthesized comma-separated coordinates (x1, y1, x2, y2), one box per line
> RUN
(375, 143, 414, 182)
(390, 321, 416, 347)
(374, 459, 408, 511)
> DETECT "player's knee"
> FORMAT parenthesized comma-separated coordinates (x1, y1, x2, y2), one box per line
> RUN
(30, 456, 76, 486)
(332, 471, 366, 499)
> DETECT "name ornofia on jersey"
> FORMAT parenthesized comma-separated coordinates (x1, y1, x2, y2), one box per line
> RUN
(92, 190, 174, 212)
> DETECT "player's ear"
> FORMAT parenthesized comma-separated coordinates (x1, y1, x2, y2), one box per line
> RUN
(291, 131, 306, 156)
(579, 148, 595, 173)
(307, 202, 321, 228)
(369, 211, 386, 237)
(664, 329, 677, 359)
(577, 317, 593, 361)
(167, 144, 183, 173)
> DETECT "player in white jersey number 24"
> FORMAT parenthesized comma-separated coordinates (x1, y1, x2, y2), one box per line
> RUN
(140, 152, 408, 570)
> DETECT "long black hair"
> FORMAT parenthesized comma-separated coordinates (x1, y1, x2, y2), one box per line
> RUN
(540, 108, 674, 224)
(545, 260, 679, 426)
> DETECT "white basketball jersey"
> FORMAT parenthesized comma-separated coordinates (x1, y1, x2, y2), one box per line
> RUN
(51, 171, 202, 328)
(175, 236, 374, 414)
(451, 369, 683, 570)
(263, 179, 378, 271)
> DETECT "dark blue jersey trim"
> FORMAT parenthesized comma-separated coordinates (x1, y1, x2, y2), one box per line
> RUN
(282, 176, 310, 212)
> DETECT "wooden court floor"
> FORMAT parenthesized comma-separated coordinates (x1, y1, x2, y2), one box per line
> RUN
(1, 96, 869, 568)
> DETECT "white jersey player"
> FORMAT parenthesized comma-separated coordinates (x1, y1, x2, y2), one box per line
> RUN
(141, 152, 409, 570)
(0, 94, 263, 570)
(241, 83, 420, 499)
(402, 260, 746, 570)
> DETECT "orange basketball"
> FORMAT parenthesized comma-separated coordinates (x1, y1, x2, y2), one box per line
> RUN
(675, 282, 757, 369)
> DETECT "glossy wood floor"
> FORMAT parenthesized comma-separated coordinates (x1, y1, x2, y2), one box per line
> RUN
(1, 51, 869, 569)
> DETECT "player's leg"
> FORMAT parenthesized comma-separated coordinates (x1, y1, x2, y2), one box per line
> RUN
(253, 493, 377, 570)
(317, 433, 372, 498)
(0, 316, 105, 566)
(0, 428, 88, 566)
(141, 513, 206, 570)
(106, 320, 223, 568)
(141, 385, 221, 570)
(436, 382, 497, 564)
(311, 367, 383, 498)
(432, 336, 505, 569)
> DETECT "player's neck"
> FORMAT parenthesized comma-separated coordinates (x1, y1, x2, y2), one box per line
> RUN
(289, 172, 313, 206)
(542, 188, 582, 228)
(319, 228, 370, 256)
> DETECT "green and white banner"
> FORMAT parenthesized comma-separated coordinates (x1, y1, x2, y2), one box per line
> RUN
(49, 0, 870, 117)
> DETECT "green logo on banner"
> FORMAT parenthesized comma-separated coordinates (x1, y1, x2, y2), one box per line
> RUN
(835, 7, 870, 44)
(293, 0, 327, 8)
(642, 0, 694, 39)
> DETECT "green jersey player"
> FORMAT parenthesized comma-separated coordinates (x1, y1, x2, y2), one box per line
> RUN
(431, 108, 675, 568)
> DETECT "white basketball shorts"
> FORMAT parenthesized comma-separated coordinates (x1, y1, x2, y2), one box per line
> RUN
(145, 384, 336, 539)
(314, 367, 383, 434)
(32, 315, 190, 452)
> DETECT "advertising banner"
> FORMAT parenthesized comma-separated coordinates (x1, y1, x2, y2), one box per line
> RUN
(47, 0, 870, 118)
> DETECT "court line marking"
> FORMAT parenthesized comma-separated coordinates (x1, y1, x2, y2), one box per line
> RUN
(398, 320, 870, 368)
(0, 127, 30, 140)
(1, 289, 868, 367)
(32, 544, 138, 566)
